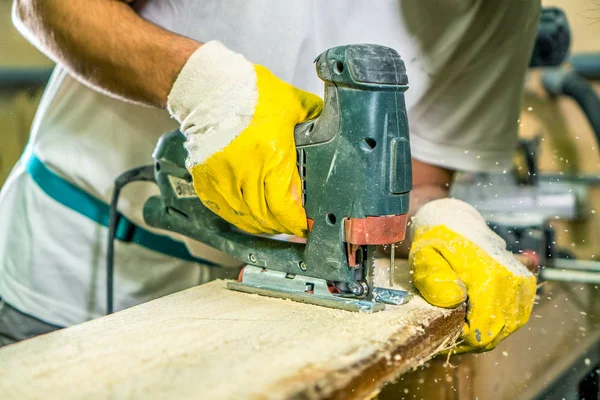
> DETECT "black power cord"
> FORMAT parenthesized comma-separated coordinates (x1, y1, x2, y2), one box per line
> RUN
(106, 165, 155, 315)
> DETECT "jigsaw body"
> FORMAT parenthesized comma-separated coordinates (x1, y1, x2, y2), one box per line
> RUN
(144, 44, 413, 313)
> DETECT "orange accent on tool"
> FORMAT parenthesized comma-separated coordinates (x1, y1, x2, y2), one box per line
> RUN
(346, 243, 362, 268)
(237, 266, 246, 282)
(344, 214, 408, 245)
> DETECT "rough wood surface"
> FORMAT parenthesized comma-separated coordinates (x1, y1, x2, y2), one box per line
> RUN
(0, 260, 464, 400)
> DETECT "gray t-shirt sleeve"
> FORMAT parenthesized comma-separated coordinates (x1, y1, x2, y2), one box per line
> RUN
(406, 1, 541, 173)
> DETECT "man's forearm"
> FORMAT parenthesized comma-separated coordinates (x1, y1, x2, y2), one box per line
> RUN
(12, 0, 201, 107)
(390, 159, 455, 257)
(394, 183, 450, 257)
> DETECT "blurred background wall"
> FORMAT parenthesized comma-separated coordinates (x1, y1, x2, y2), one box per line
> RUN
(0, 0, 53, 186)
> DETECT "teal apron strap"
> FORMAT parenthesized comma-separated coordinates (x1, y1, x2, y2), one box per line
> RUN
(22, 149, 218, 266)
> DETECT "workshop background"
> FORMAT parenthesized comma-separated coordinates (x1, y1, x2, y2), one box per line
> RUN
(381, 0, 600, 399)
(1, 0, 599, 399)
(0, 0, 52, 186)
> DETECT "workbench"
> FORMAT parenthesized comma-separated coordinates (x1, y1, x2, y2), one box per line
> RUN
(380, 281, 600, 399)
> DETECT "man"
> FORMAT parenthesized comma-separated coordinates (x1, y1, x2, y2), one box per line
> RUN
(0, 0, 539, 353)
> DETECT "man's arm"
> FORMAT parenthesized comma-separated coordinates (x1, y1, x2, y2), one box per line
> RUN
(394, 160, 454, 257)
(411, 159, 454, 208)
(12, 0, 201, 107)
(14, 0, 323, 237)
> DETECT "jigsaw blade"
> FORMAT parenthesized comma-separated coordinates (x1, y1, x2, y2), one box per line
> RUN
(365, 245, 376, 300)
(390, 244, 395, 287)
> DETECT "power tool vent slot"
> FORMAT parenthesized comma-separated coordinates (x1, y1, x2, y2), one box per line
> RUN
(297, 149, 307, 206)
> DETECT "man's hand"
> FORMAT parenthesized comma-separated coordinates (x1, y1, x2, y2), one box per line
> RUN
(167, 41, 323, 237)
(409, 198, 536, 353)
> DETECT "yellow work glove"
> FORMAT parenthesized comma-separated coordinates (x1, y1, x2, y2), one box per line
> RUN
(168, 41, 323, 236)
(409, 198, 537, 353)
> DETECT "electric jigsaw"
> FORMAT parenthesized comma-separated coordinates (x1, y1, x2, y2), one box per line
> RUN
(143, 44, 413, 313)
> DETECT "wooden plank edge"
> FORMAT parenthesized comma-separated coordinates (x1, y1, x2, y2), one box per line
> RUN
(266, 305, 466, 400)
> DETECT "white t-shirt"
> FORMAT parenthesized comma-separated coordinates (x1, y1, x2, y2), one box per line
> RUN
(0, 0, 540, 327)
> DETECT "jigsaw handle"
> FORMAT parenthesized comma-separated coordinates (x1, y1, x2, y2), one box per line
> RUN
(144, 44, 412, 287)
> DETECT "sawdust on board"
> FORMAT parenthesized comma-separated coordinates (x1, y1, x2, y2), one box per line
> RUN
(0, 261, 462, 400)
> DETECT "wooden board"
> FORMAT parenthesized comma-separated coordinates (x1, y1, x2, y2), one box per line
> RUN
(0, 260, 464, 400)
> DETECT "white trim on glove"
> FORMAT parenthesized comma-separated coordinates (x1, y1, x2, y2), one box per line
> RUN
(167, 41, 258, 166)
